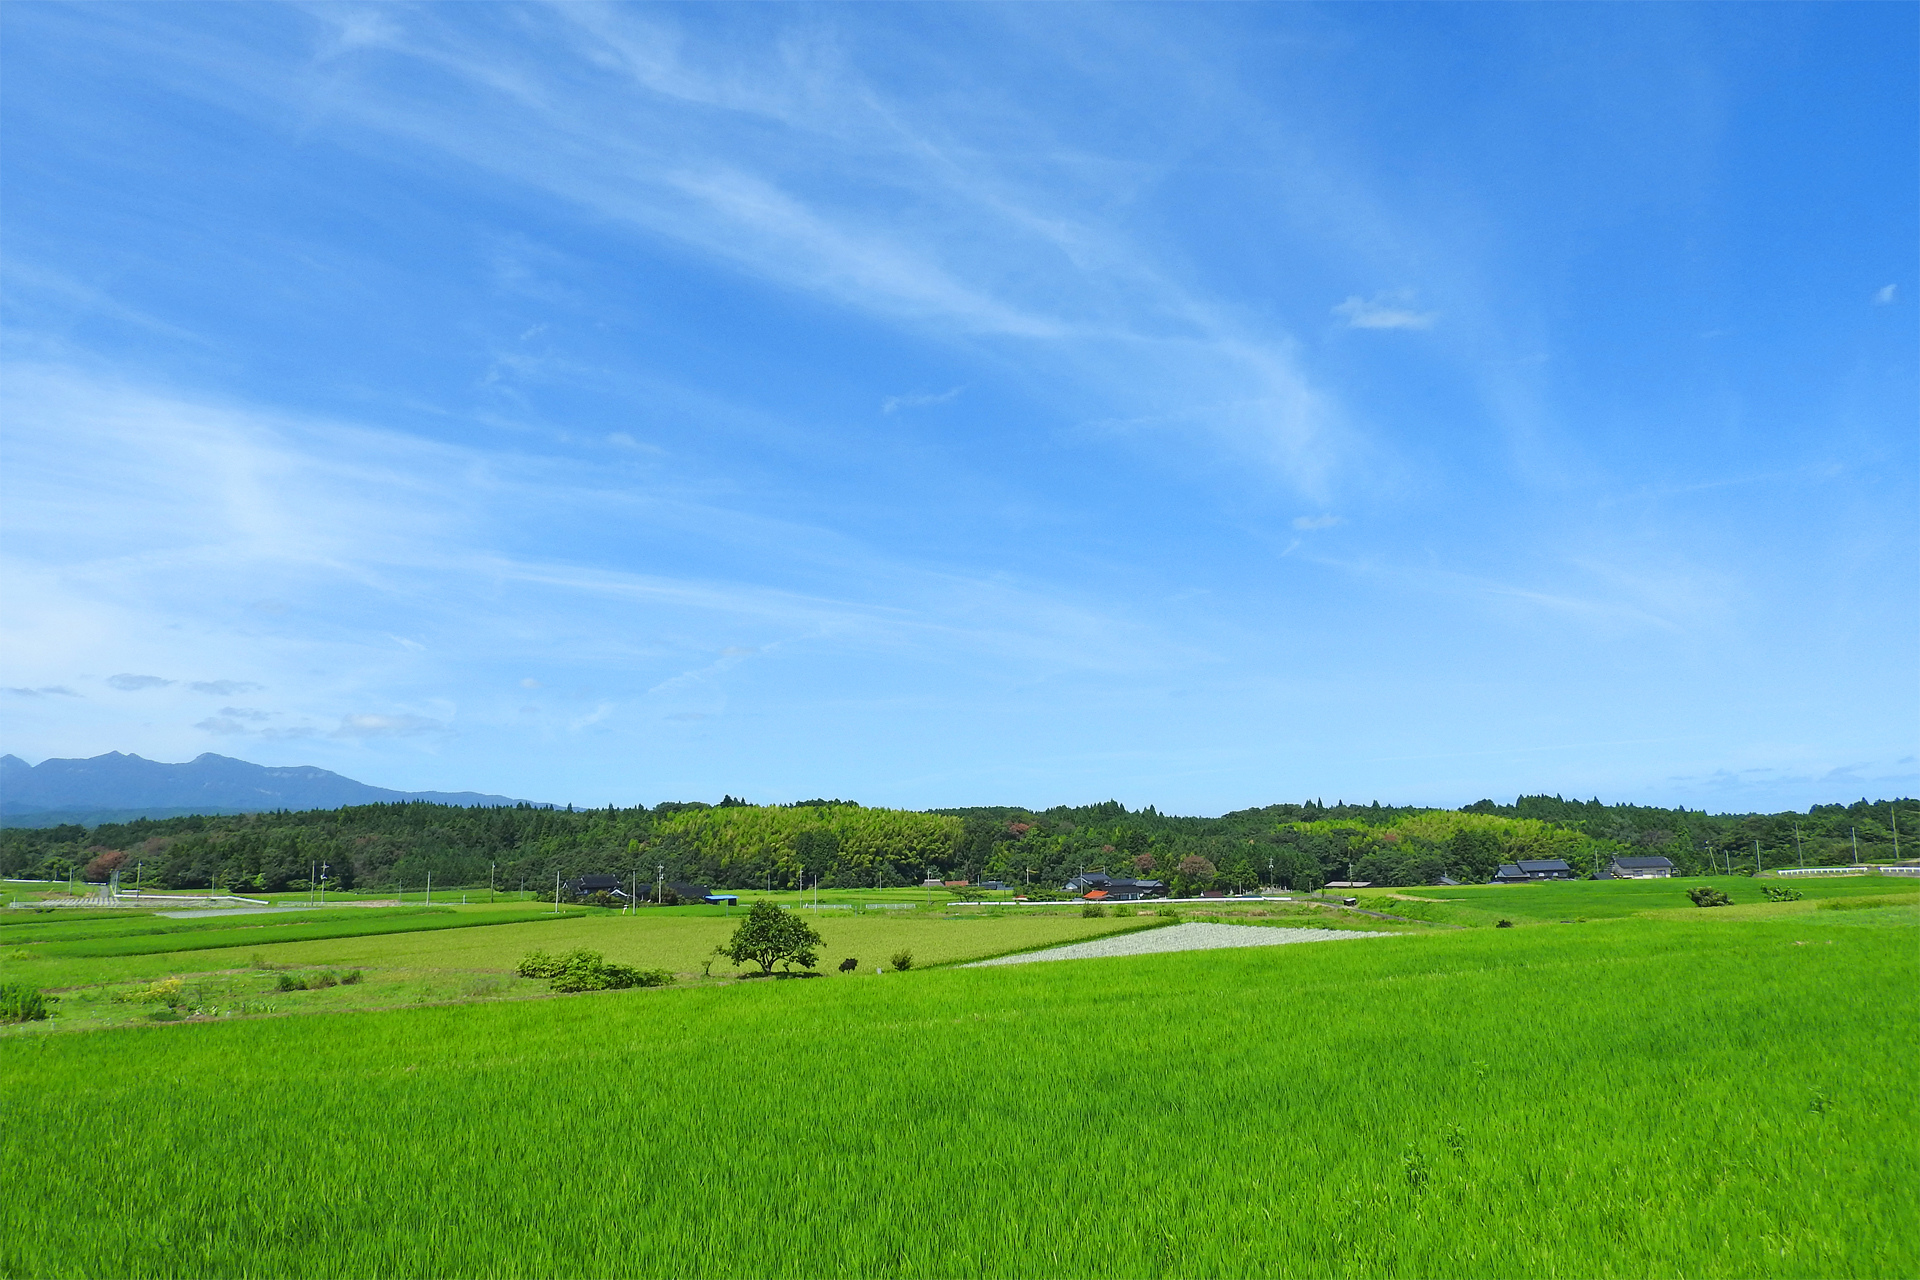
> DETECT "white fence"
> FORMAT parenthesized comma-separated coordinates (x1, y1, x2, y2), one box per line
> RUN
(1774, 865, 1920, 878)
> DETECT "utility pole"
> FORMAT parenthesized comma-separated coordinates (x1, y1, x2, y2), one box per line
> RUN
(1754, 840, 1760, 876)
(553, 870, 560, 914)
(1852, 828, 1859, 864)
(1794, 823, 1803, 866)
(425, 871, 431, 906)
(320, 863, 329, 906)
(310, 862, 316, 907)
(656, 864, 664, 906)
(1892, 806, 1900, 861)
(490, 863, 496, 904)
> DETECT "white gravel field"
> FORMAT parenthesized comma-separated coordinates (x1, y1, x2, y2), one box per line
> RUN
(965, 921, 1398, 966)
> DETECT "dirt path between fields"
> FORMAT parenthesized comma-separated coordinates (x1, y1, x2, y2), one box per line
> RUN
(964, 921, 1398, 966)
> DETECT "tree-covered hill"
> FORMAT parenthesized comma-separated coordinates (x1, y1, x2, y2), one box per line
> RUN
(0, 793, 1908, 896)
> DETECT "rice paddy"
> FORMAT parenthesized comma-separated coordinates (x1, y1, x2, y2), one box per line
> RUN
(0, 882, 1913, 1278)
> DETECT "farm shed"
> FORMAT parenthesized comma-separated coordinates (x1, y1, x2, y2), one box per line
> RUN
(1608, 855, 1675, 879)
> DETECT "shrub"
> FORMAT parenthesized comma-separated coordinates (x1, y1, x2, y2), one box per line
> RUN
(1496, 919, 1514, 928)
(341, 969, 364, 985)
(275, 972, 305, 992)
(1081, 903, 1107, 918)
(1762, 885, 1805, 902)
(1687, 887, 1732, 908)
(1156, 907, 1180, 919)
(516, 950, 563, 978)
(120, 977, 186, 1006)
(518, 948, 672, 992)
(889, 949, 913, 972)
(0, 982, 48, 1024)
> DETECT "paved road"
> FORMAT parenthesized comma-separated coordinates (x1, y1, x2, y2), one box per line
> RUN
(965, 921, 1398, 967)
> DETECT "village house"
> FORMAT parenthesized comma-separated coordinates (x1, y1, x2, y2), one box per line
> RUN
(1490, 859, 1575, 883)
(1065, 872, 1166, 900)
(562, 874, 628, 899)
(1607, 855, 1675, 879)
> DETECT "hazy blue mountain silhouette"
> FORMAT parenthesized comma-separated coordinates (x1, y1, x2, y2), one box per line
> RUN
(0, 751, 536, 823)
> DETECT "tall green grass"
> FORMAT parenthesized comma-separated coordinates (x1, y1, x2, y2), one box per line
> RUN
(1, 908, 1911, 1278)
(0, 905, 453, 946)
(17, 908, 587, 959)
(1393, 874, 1917, 924)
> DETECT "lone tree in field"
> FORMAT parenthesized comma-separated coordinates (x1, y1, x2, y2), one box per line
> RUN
(718, 901, 823, 974)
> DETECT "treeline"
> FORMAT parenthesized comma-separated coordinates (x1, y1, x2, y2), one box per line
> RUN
(0, 793, 1908, 896)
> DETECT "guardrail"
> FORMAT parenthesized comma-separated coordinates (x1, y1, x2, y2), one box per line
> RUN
(1774, 865, 1919, 878)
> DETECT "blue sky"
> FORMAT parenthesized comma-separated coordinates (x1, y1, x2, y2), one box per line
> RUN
(2, 2, 1914, 814)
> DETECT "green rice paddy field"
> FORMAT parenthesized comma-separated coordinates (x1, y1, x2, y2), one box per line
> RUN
(1, 880, 1915, 1278)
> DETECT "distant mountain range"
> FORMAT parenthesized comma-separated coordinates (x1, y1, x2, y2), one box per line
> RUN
(0, 751, 540, 827)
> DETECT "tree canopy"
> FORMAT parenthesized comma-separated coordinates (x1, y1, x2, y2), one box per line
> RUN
(0, 792, 1907, 894)
(717, 902, 823, 974)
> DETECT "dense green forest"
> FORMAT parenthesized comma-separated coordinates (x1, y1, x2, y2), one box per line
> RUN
(0, 792, 1909, 897)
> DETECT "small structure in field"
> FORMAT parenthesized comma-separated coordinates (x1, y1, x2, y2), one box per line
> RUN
(838, 957, 858, 973)
(663, 881, 736, 905)
(1608, 855, 1675, 879)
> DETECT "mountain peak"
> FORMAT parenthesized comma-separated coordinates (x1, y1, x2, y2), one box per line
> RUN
(0, 751, 536, 822)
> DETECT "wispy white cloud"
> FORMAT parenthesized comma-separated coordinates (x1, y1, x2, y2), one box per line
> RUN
(332, 713, 447, 739)
(1332, 292, 1436, 331)
(1291, 514, 1342, 531)
(6, 685, 80, 698)
(1874, 284, 1897, 305)
(881, 386, 963, 414)
(0, 364, 1195, 769)
(64, 4, 1355, 494)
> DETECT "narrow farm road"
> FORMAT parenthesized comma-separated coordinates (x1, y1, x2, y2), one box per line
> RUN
(964, 922, 1398, 966)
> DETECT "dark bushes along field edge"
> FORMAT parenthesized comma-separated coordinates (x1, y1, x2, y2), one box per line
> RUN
(517, 949, 673, 992)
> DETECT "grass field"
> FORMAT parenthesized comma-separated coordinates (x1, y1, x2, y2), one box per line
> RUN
(0, 900, 1172, 1028)
(1, 881, 1914, 1277)
(1381, 873, 1916, 924)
